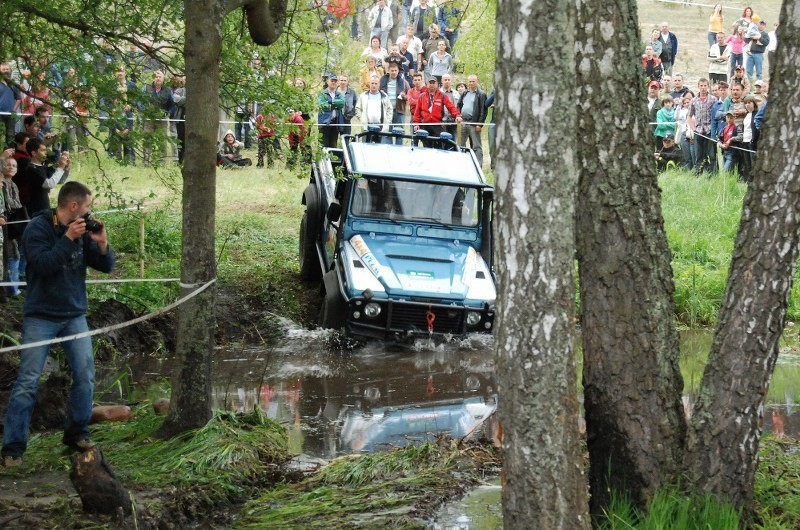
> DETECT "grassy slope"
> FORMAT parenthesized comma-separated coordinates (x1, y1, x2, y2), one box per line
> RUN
(637, 0, 781, 85)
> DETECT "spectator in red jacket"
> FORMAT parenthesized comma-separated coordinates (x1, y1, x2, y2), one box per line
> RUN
(407, 73, 424, 119)
(413, 78, 461, 137)
(287, 110, 309, 168)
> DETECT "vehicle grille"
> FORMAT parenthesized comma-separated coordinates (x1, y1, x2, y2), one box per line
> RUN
(389, 304, 465, 335)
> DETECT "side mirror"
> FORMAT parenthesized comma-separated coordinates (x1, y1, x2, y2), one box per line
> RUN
(327, 202, 342, 222)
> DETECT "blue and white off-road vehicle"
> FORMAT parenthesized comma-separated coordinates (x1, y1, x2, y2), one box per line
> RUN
(299, 129, 496, 340)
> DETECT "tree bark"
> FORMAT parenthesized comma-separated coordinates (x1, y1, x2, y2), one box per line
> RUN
(494, 1, 589, 528)
(686, 0, 800, 512)
(156, 0, 223, 437)
(157, 0, 287, 438)
(574, 0, 686, 515)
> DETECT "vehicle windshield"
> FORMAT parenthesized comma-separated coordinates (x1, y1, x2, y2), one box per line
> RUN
(350, 177, 480, 227)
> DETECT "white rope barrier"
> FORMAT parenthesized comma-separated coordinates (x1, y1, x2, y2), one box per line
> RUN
(3, 206, 145, 225)
(655, 0, 744, 10)
(0, 277, 180, 287)
(0, 111, 486, 128)
(0, 278, 216, 353)
(647, 122, 759, 154)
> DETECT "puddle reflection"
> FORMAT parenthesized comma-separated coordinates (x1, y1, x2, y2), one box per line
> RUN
(98, 331, 499, 459)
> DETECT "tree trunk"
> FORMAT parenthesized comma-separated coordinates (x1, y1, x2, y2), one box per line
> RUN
(157, 0, 223, 437)
(494, 1, 589, 528)
(686, 0, 800, 512)
(574, 0, 686, 515)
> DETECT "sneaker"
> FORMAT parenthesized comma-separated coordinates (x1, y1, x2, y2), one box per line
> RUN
(65, 439, 96, 452)
(3, 455, 22, 467)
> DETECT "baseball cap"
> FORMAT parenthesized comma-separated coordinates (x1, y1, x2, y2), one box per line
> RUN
(735, 66, 745, 71)
(327, 73, 338, 80)
(663, 133, 675, 141)
(649, 80, 660, 89)
(754, 80, 764, 87)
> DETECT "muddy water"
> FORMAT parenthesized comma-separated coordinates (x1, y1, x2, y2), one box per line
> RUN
(97, 324, 500, 459)
(96, 325, 800, 529)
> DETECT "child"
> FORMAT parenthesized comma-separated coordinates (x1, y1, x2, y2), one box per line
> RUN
(254, 110, 277, 168)
(720, 111, 740, 174)
(654, 95, 676, 150)
(218, 130, 252, 168)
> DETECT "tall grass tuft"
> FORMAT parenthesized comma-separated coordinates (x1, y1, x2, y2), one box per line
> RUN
(599, 486, 741, 529)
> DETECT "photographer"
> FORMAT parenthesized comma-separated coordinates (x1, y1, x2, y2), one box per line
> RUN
(2, 182, 115, 467)
(22, 137, 70, 214)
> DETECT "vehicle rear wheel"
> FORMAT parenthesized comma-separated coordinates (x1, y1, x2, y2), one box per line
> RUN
(299, 185, 322, 282)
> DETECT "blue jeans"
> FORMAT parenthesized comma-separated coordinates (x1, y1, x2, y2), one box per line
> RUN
(2, 316, 94, 457)
(391, 110, 406, 144)
(747, 52, 764, 80)
(722, 149, 735, 173)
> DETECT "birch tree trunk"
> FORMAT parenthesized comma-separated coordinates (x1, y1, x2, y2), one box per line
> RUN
(574, 0, 686, 515)
(686, 0, 800, 512)
(494, 1, 589, 527)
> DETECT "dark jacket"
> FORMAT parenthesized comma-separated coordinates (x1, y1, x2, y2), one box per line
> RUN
(656, 144, 682, 170)
(22, 162, 68, 214)
(379, 74, 411, 114)
(456, 88, 488, 124)
(22, 209, 115, 319)
(749, 31, 770, 54)
(658, 31, 679, 63)
(340, 87, 358, 121)
(143, 83, 173, 114)
(317, 89, 345, 125)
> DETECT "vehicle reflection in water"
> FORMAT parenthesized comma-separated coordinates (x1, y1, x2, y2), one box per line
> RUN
(206, 332, 499, 459)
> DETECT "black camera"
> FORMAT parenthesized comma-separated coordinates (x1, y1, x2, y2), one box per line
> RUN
(82, 213, 103, 233)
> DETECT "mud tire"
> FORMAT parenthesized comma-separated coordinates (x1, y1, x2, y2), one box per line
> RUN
(299, 184, 322, 282)
(319, 272, 345, 329)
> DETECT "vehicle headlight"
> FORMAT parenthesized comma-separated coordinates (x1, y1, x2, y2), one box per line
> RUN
(364, 302, 382, 318)
(466, 311, 482, 326)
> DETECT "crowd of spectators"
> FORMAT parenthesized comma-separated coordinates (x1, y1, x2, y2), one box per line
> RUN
(311, 0, 495, 168)
(644, 4, 775, 180)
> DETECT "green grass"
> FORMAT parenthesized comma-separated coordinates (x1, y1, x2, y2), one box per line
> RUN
(598, 436, 800, 529)
(599, 487, 742, 530)
(660, 168, 746, 326)
(754, 435, 800, 529)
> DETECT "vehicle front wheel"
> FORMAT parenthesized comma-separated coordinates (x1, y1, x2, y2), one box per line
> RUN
(299, 185, 322, 282)
(319, 273, 345, 330)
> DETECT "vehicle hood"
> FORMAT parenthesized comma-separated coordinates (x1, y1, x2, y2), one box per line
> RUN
(345, 234, 495, 301)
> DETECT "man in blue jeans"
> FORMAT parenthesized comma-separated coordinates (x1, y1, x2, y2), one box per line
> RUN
(2, 181, 115, 467)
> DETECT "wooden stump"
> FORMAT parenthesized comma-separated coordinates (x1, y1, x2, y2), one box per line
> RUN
(70, 446, 132, 515)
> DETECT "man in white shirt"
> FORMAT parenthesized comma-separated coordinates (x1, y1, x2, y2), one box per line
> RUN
(354, 76, 393, 134)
